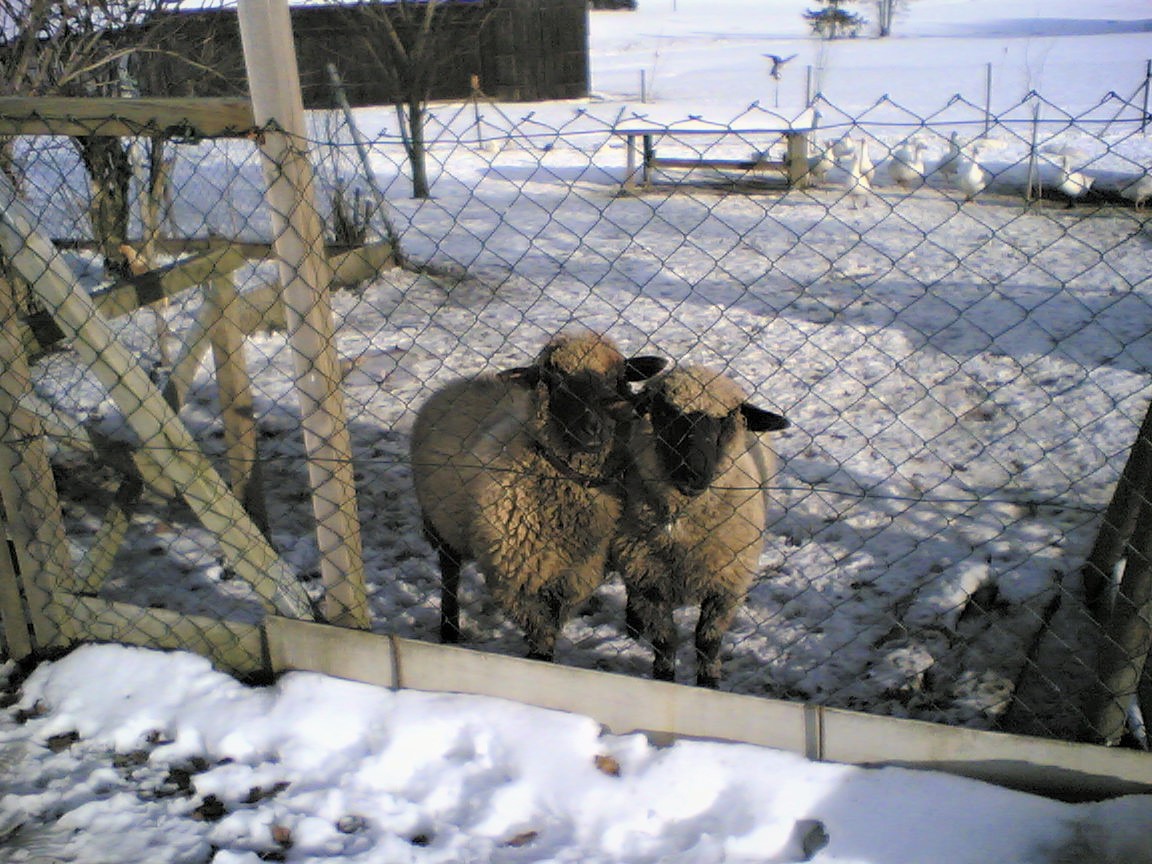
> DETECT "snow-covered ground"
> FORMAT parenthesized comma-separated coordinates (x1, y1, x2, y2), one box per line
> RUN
(5, 0, 1152, 859)
(2, 643, 1151, 864)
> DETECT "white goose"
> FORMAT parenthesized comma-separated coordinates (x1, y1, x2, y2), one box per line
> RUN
(934, 131, 962, 178)
(832, 135, 855, 161)
(954, 146, 988, 202)
(857, 137, 876, 183)
(847, 138, 873, 208)
(888, 140, 927, 189)
(807, 141, 836, 185)
(1121, 171, 1152, 210)
(1056, 153, 1094, 208)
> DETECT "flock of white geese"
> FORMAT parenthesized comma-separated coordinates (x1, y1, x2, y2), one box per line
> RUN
(805, 131, 1152, 210)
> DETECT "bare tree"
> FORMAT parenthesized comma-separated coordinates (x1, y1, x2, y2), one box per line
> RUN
(0, 0, 212, 276)
(352, 0, 495, 199)
(875, 0, 911, 37)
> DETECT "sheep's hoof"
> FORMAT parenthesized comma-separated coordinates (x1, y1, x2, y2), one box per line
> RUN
(696, 675, 720, 689)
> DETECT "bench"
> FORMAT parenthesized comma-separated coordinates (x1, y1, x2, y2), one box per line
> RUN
(615, 111, 817, 192)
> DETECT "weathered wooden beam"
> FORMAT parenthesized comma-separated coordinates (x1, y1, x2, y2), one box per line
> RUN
(0, 173, 315, 621)
(208, 273, 270, 536)
(0, 276, 74, 650)
(329, 241, 396, 287)
(67, 595, 267, 676)
(0, 97, 258, 138)
(0, 518, 33, 661)
(240, 0, 368, 629)
(266, 616, 1152, 802)
(90, 246, 249, 319)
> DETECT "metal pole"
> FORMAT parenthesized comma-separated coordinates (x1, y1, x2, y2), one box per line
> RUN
(1142, 59, 1151, 134)
(984, 62, 993, 136)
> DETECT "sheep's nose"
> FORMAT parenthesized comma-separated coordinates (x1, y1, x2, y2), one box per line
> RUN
(564, 412, 608, 452)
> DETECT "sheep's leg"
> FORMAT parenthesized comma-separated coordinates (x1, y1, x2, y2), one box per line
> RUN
(624, 581, 676, 680)
(426, 520, 464, 644)
(439, 549, 463, 643)
(517, 586, 566, 663)
(649, 604, 678, 682)
(695, 593, 738, 689)
(624, 585, 645, 640)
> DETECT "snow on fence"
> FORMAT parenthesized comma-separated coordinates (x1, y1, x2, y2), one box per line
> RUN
(2, 76, 1152, 764)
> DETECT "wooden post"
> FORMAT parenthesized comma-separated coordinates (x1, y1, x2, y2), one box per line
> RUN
(0, 521, 32, 660)
(0, 275, 73, 651)
(208, 273, 270, 537)
(0, 176, 314, 621)
(786, 131, 810, 189)
(1088, 485, 1152, 746)
(237, 0, 369, 628)
(1082, 398, 1152, 618)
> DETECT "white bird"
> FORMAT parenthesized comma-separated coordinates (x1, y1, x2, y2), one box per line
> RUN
(857, 137, 876, 183)
(832, 136, 855, 161)
(1121, 171, 1152, 210)
(888, 140, 927, 189)
(1056, 153, 1094, 208)
(954, 146, 988, 202)
(846, 139, 873, 208)
(806, 141, 835, 184)
(934, 131, 962, 178)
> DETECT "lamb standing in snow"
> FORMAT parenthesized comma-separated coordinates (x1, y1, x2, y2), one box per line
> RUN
(613, 365, 790, 688)
(410, 331, 666, 661)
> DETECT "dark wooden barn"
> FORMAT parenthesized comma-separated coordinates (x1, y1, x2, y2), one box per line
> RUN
(134, 0, 589, 108)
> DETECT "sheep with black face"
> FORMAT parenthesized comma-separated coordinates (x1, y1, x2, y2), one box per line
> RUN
(410, 331, 666, 661)
(614, 364, 790, 688)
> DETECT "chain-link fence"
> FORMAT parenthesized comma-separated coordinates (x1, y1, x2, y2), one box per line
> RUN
(2, 89, 1151, 747)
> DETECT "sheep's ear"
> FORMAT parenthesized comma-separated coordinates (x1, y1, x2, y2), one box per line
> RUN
(624, 356, 668, 382)
(742, 404, 790, 432)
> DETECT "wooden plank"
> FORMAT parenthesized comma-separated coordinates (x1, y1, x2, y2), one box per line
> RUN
(90, 246, 249, 320)
(73, 474, 141, 596)
(328, 241, 396, 287)
(239, 0, 368, 629)
(264, 617, 1152, 802)
(820, 705, 1152, 801)
(0, 276, 73, 649)
(208, 273, 270, 536)
(267, 616, 398, 689)
(68, 595, 267, 676)
(650, 157, 787, 172)
(0, 173, 315, 621)
(164, 282, 285, 409)
(0, 517, 33, 661)
(0, 97, 257, 138)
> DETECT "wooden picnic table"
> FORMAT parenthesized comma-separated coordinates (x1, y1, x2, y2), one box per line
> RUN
(614, 112, 818, 191)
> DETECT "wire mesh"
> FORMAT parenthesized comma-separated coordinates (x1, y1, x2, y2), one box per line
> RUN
(1, 91, 1151, 746)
